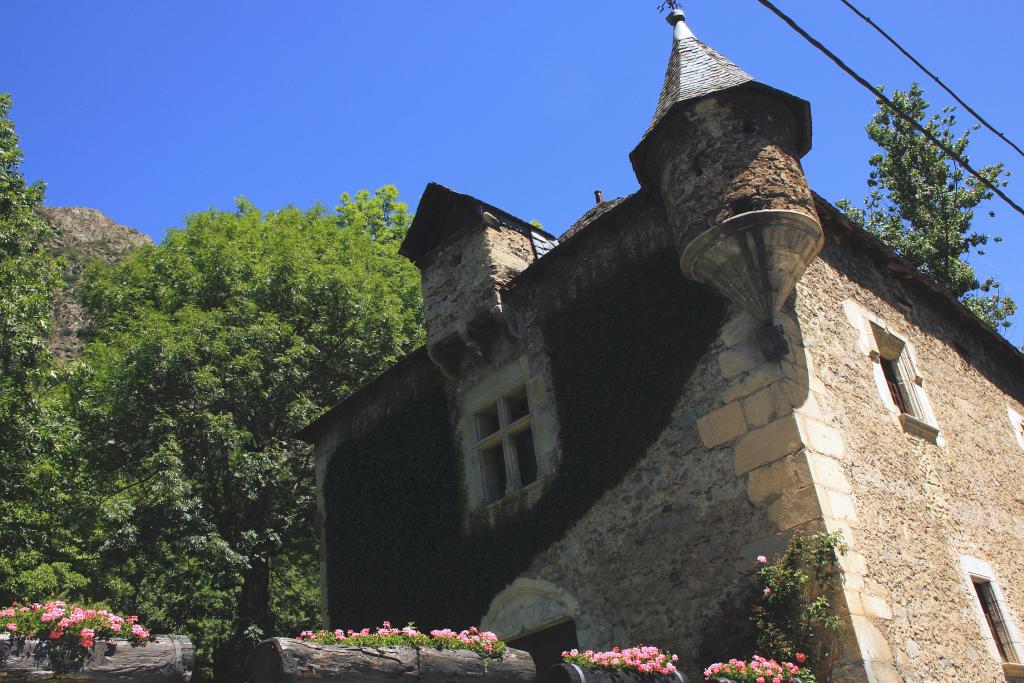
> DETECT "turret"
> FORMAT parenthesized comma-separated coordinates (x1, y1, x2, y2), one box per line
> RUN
(399, 183, 557, 376)
(630, 7, 823, 358)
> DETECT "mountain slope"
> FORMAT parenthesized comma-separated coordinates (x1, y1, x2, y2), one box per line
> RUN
(37, 206, 151, 361)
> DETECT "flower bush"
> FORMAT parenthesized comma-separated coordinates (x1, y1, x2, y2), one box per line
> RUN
(749, 532, 846, 665)
(296, 622, 506, 659)
(1, 601, 153, 672)
(703, 655, 814, 682)
(561, 645, 679, 676)
(2, 601, 152, 647)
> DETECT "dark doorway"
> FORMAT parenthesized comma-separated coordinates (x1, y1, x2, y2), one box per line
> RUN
(507, 620, 579, 680)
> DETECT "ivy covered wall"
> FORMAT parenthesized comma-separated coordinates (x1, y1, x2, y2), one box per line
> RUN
(322, 244, 727, 629)
(321, 370, 464, 624)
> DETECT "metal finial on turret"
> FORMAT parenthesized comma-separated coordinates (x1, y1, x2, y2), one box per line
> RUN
(665, 7, 694, 40)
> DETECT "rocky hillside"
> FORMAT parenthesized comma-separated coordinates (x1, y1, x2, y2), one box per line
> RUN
(37, 206, 151, 361)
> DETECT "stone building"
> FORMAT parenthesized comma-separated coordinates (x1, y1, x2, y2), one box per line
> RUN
(298, 9, 1024, 683)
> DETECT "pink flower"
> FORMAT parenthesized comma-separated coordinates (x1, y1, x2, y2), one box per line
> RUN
(795, 652, 807, 664)
(763, 587, 772, 596)
(756, 555, 768, 564)
(5, 623, 16, 632)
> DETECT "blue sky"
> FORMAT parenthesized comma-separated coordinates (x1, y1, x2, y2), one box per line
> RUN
(6, 1, 1024, 344)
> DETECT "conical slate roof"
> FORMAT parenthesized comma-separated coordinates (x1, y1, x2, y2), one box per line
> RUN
(644, 11, 753, 138)
(630, 8, 811, 187)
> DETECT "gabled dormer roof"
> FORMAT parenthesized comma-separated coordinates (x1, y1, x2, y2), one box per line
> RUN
(399, 182, 557, 267)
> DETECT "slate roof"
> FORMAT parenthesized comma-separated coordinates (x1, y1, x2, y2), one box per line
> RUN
(400, 182, 558, 266)
(630, 13, 812, 187)
(560, 195, 632, 243)
(644, 30, 753, 139)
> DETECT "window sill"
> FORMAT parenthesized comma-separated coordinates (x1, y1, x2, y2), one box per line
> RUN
(1003, 661, 1024, 680)
(898, 413, 939, 443)
(481, 477, 546, 511)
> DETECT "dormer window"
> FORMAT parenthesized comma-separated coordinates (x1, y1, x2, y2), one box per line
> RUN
(475, 385, 538, 504)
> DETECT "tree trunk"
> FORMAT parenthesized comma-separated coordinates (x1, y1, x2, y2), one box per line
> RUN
(0, 635, 194, 681)
(245, 639, 535, 683)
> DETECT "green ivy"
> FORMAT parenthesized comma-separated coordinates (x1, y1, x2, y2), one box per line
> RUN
(322, 373, 464, 624)
(322, 247, 727, 629)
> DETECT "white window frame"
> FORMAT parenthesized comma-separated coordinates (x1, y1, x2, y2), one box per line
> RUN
(1009, 408, 1024, 452)
(961, 556, 1024, 671)
(843, 300, 942, 444)
(459, 358, 552, 512)
(474, 386, 538, 505)
(868, 321, 939, 440)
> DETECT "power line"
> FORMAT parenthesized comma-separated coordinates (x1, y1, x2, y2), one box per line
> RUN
(838, 0, 1024, 161)
(751, 0, 1024, 220)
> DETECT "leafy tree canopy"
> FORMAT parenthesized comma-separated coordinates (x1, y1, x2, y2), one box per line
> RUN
(0, 93, 75, 602)
(838, 83, 1016, 331)
(59, 188, 423, 681)
(0, 92, 60, 452)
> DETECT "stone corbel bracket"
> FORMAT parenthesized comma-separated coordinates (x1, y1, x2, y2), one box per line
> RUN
(426, 300, 526, 379)
(681, 209, 823, 327)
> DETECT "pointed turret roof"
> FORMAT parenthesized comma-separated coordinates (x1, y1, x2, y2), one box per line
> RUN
(645, 9, 753, 138)
(630, 7, 811, 187)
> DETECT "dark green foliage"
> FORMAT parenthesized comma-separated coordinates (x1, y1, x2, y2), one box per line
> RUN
(536, 248, 727, 522)
(0, 93, 78, 601)
(322, 246, 728, 629)
(322, 372, 465, 624)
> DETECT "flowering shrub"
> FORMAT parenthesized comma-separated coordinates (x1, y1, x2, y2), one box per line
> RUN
(703, 655, 814, 682)
(561, 646, 679, 676)
(1, 601, 152, 672)
(2, 601, 152, 647)
(296, 622, 506, 659)
(750, 532, 846, 665)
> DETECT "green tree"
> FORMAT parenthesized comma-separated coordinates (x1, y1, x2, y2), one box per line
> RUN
(0, 93, 83, 600)
(0, 92, 58, 456)
(67, 189, 423, 681)
(839, 83, 1016, 330)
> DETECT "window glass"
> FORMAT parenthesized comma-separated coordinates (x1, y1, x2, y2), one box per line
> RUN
(473, 382, 540, 505)
(481, 445, 507, 504)
(476, 402, 501, 440)
(514, 427, 538, 486)
(505, 386, 530, 423)
(880, 357, 908, 414)
(974, 579, 1018, 663)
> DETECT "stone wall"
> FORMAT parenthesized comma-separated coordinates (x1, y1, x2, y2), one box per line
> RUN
(788, 209, 1024, 683)
(480, 195, 817, 680)
(420, 222, 535, 347)
(477, 193, 1024, 682)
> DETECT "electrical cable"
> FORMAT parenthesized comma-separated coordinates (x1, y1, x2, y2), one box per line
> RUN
(838, 0, 1024, 161)
(752, 0, 1024, 220)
